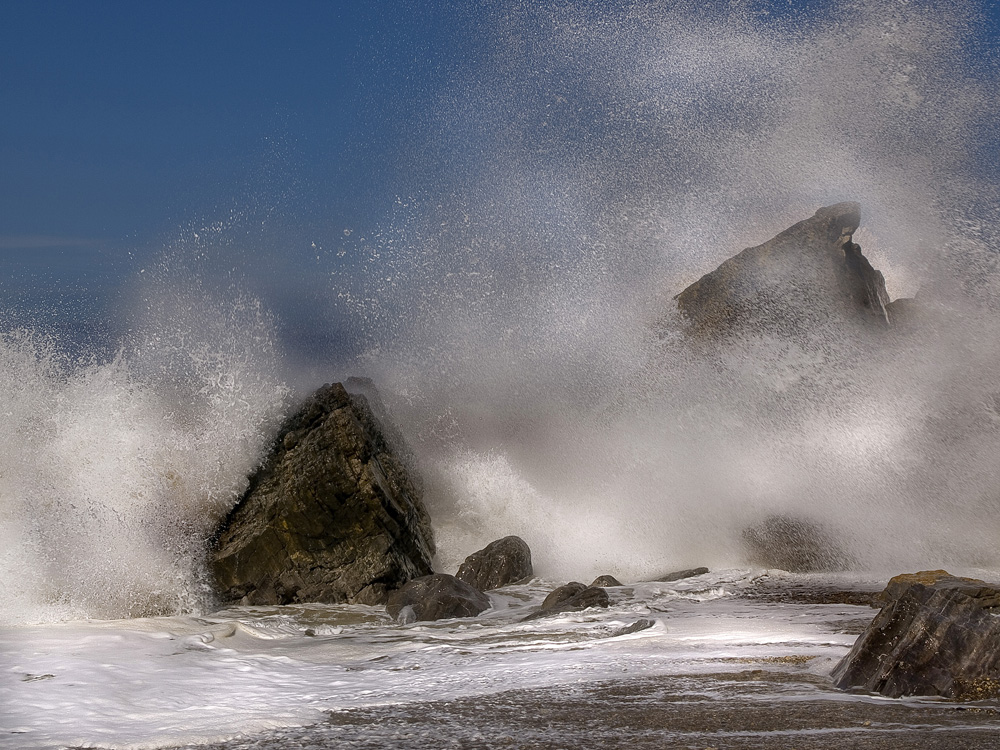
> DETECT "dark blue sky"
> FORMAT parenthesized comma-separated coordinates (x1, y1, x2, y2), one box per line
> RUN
(2, 1, 998, 365)
(0, 2, 472, 241)
(1, 1, 483, 352)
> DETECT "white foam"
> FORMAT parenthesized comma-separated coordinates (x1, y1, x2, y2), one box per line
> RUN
(0, 570, 872, 749)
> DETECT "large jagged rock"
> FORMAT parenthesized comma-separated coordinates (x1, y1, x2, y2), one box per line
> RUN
(210, 382, 435, 606)
(386, 573, 492, 622)
(833, 571, 1000, 699)
(455, 536, 533, 591)
(675, 202, 891, 337)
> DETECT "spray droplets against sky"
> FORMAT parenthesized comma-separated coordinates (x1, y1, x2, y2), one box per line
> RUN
(1, 0, 999, 621)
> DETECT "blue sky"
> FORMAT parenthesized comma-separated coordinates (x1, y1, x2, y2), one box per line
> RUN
(1, 3, 467, 247)
(1, 2, 478, 351)
(2, 1, 998, 366)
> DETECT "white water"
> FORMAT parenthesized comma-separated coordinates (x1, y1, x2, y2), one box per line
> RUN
(0, 275, 288, 626)
(2, 570, 875, 749)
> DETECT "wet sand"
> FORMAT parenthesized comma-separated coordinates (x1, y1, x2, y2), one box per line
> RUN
(166, 669, 1000, 750)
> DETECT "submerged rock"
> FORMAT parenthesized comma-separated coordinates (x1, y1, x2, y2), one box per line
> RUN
(210, 382, 435, 606)
(523, 582, 611, 620)
(742, 515, 851, 573)
(455, 536, 533, 591)
(590, 575, 623, 587)
(652, 567, 709, 582)
(675, 202, 891, 338)
(386, 573, 492, 622)
(611, 618, 656, 637)
(833, 571, 1000, 699)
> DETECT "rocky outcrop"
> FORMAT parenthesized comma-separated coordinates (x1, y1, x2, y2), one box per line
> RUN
(742, 515, 851, 573)
(675, 202, 891, 338)
(523, 582, 611, 620)
(386, 573, 492, 622)
(833, 571, 1000, 699)
(455, 536, 533, 591)
(210, 382, 435, 606)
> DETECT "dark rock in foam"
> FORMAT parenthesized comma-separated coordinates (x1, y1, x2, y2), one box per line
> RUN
(611, 618, 656, 637)
(833, 571, 1000, 699)
(675, 202, 892, 338)
(210, 382, 435, 606)
(523, 582, 611, 620)
(652, 567, 709, 582)
(386, 573, 492, 622)
(590, 575, 623, 587)
(455, 536, 533, 591)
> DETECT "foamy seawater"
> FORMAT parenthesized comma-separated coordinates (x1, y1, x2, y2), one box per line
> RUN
(1, 569, 887, 749)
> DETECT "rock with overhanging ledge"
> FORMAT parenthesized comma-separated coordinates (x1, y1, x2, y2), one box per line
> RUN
(674, 202, 896, 339)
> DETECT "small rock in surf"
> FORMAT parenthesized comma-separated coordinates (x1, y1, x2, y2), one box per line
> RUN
(386, 573, 492, 622)
(455, 535, 533, 591)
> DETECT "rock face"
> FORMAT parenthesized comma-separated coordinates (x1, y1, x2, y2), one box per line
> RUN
(210, 382, 435, 606)
(742, 515, 851, 573)
(675, 202, 891, 337)
(455, 536, 533, 591)
(833, 571, 1000, 699)
(523, 582, 611, 620)
(386, 574, 492, 622)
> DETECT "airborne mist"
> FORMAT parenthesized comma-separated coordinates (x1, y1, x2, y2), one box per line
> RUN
(332, 1, 1000, 578)
(1, 1, 997, 625)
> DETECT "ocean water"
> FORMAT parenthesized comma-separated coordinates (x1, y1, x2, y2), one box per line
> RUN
(3, 1, 1000, 747)
(0, 571, 880, 748)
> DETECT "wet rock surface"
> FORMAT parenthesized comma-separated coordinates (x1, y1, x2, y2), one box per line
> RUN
(385, 573, 492, 622)
(590, 574, 623, 587)
(833, 570, 1000, 699)
(523, 582, 611, 620)
(210, 382, 435, 606)
(610, 618, 656, 636)
(652, 567, 709, 582)
(741, 575, 882, 607)
(674, 202, 892, 338)
(455, 535, 533, 591)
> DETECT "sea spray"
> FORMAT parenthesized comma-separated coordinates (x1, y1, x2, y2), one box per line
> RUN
(0, 270, 288, 625)
(334, 0, 1000, 577)
(3, 0, 998, 617)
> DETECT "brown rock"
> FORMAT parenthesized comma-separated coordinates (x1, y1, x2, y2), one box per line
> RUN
(386, 573, 492, 622)
(455, 536, 533, 591)
(675, 202, 892, 338)
(523, 582, 611, 620)
(833, 571, 1000, 699)
(210, 382, 435, 606)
